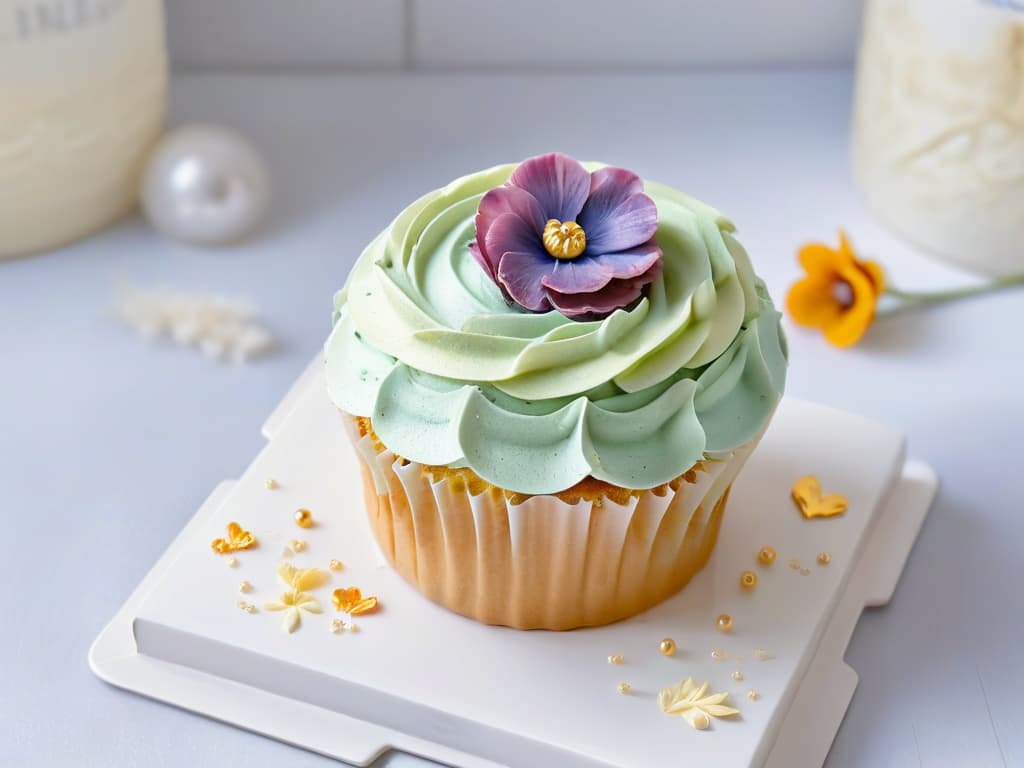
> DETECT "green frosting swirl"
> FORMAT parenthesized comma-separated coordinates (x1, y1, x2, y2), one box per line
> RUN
(325, 162, 787, 495)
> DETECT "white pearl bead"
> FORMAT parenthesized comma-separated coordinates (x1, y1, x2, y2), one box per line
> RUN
(141, 125, 270, 246)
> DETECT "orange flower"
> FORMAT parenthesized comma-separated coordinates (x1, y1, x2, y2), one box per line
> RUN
(786, 231, 886, 347)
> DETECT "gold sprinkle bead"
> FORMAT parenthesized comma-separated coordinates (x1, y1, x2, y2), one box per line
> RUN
(757, 546, 777, 565)
(330, 618, 345, 634)
(817, 551, 832, 566)
(740, 570, 758, 590)
(329, 559, 344, 571)
(245, 604, 257, 614)
(227, 557, 238, 568)
(608, 654, 625, 665)
(711, 649, 727, 661)
(617, 682, 631, 695)
(789, 559, 801, 570)
(239, 581, 251, 593)
(236, 600, 249, 610)
(659, 638, 677, 657)
(265, 478, 279, 490)
(747, 690, 761, 701)
(349, 622, 360, 632)
(716, 614, 733, 633)
(754, 648, 775, 661)
(732, 671, 744, 681)
(294, 508, 313, 528)
(800, 567, 811, 576)
(290, 539, 307, 553)
(542, 219, 587, 260)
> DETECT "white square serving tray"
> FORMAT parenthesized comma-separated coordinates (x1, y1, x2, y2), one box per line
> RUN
(91, 360, 936, 768)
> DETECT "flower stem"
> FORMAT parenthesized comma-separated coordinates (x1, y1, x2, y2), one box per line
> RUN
(884, 273, 1024, 305)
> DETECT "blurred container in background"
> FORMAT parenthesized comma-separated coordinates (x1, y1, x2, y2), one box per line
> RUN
(853, 0, 1024, 275)
(0, 0, 167, 259)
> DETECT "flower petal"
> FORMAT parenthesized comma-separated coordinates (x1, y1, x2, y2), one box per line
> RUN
(497, 250, 554, 311)
(785, 276, 843, 329)
(586, 240, 663, 280)
(541, 258, 615, 294)
(859, 259, 886, 293)
(485, 212, 544, 262)
(540, 241, 661, 295)
(798, 242, 849, 276)
(546, 260, 662, 318)
(822, 266, 878, 347)
(579, 169, 658, 252)
(469, 240, 494, 280)
(658, 687, 676, 713)
(679, 678, 697, 699)
(474, 186, 546, 273)
(509, 152, 590, 221)
(695, 692, 729, 706)
(702, 704, 741, 718)
(296, 569, 329, 592)
(283, 607, 301, 633)
(589, 165, 644, 201)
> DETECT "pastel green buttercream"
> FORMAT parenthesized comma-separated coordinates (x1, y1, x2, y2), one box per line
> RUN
(325, 163, 787, 495)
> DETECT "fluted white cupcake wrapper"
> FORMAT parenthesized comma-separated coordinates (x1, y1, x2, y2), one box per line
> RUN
(345, 414, 765, 630)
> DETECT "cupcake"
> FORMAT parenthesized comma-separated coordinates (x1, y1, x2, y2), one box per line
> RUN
(326, 153, 786, 630)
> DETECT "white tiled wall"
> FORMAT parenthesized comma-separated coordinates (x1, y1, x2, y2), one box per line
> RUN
(166, 0, 407, 69)
(166, 0, 864, 71)
(413, 0, 863, 69)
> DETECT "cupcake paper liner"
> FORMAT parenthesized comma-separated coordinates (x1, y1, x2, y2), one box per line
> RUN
(345, 415, 764, 630)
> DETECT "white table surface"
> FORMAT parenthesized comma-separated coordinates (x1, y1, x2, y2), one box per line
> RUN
(2, 71, 1021, 768)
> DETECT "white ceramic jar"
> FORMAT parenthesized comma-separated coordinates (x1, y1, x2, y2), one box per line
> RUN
(0, 0, 167, 259)
(853, 0, 1024, 275)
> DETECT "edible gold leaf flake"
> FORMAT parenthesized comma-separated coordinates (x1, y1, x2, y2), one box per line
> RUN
(658, 677, 740, 730)
(263, 590, 322, 633)
(211, 522, 257, 554)
(276, 562, 329, 591)
(791, 476, 848, 519)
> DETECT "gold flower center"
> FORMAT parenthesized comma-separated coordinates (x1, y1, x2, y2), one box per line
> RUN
(542, 219, 587, 259)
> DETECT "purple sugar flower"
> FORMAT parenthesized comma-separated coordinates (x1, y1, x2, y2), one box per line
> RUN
(470, 152, 663, 320)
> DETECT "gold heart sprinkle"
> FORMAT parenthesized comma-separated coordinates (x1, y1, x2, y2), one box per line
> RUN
(332, 586, 379, 615)
(212, 522, 257, 554)
(792, 475, 848, 519)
